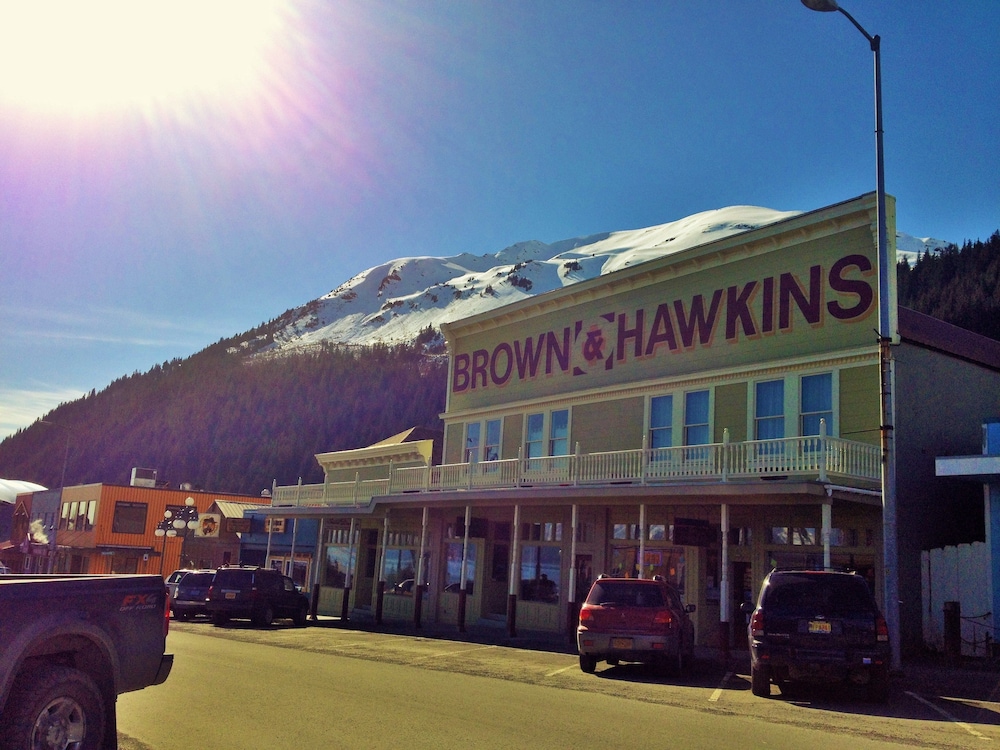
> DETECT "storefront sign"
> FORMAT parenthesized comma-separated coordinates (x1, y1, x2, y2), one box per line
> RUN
(453, 252, 874, 395)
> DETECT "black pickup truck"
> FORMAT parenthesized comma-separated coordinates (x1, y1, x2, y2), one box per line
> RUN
(0, 574, 174, 750)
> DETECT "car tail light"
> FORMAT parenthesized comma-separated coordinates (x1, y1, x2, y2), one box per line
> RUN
(163, 591, 171, 637)
(876, 613, 889, 642)
(579, 604, 595, 624)
(750, 609, 765, 638)
(207, 585, 215, 599)
(653, 610, 674, 626)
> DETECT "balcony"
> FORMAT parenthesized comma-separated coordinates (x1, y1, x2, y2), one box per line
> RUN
(272, 432, 881, 508)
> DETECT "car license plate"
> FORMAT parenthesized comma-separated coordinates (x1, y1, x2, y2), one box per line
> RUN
(611, 638, 632, 649)
(225, 592, 237, 600)
(808, 620, 831, 634)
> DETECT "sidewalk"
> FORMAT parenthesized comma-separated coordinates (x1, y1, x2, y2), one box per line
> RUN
(308, 613, 1000, 701)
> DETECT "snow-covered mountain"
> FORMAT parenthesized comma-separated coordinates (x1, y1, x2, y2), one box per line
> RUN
(243, 205, 951, 356)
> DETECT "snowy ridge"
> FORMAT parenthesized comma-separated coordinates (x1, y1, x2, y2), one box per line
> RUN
(252, 206, 950, 355)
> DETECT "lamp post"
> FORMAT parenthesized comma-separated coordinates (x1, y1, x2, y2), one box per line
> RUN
(154, 518, 174, 575)
(154, 497, 200, 574)
(801, 0, 899, 671)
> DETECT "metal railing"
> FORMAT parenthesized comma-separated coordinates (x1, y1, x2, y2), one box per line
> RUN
(271, 428, 881, 508)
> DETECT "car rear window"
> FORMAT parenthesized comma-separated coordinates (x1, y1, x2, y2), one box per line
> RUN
(586, 581, 665, 608)
(215, 570, 254, 588)
(181, 573, 214, 586)
(763, 574, 875, 615)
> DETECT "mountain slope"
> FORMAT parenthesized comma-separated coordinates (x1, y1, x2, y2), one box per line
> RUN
(249, 205, 948, 357)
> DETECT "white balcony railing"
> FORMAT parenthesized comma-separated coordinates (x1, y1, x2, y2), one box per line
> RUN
(271, 428, 881, 508)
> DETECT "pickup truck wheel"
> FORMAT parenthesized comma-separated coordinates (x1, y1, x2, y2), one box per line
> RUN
(579, 654, 597, 673)
(0, 664, 105, 750)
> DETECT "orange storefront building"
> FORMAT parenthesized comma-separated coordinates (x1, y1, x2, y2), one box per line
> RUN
(53, 483, 266, 576)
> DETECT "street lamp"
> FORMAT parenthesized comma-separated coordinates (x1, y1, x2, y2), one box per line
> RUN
(801, 0, 900, 671)
(154, 497, 200, 573)
(154, 517, 174, 575)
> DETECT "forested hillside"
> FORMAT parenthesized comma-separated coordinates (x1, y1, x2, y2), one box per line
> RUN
(0, 341, 447, 495)
(898, 231, 1000, 341)
(1, 230, 996, 495)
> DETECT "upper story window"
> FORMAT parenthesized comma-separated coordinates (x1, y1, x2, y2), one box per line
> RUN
(801, 373, 834, 435)
(111, 501, 147, 535)
(549, 410, 569, 456)
(684, 390, 710, 445)
(755, 379, 785, 440)
(525, 413, 544, 458)
(465, 418, 502, 462)
(484, 419, 501, 461)
(649, 395, 673, 448)
(465, 422, 481, 462)
(525, 409, 570, 458)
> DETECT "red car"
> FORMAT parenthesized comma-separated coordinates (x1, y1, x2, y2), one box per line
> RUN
(577, 575, 696, 676)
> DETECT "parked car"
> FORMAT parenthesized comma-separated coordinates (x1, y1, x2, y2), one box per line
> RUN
(206, 566, 309, 627)
(576, 575, 696, 675)
(744, 568, 890, 702)
(165, 568, 200, 600)
(171, 570, 216, 620)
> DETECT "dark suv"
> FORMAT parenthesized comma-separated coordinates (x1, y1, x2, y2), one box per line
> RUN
(206, 566, 309, 627)
(577, 576, 696, 676)
(745, 569, 890, 702)
(172, 570, 216, 620)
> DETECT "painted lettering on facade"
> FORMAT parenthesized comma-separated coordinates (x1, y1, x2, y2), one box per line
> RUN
(452, 253, 874, 393)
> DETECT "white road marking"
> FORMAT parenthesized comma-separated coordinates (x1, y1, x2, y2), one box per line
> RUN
(709, 671, 733, 702)
(546, 664, 577, 677)
(412, 644, 498, 661)
(905, 691, 992, 741)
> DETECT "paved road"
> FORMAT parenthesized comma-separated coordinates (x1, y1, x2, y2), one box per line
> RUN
(117, 620, 1000, 749)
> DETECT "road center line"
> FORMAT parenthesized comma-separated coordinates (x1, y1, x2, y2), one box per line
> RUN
(708, 671, 733, 702)
(905, 691, 992, 741)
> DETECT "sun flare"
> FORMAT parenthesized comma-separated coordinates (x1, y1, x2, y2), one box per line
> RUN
(0, 0, 287, 117)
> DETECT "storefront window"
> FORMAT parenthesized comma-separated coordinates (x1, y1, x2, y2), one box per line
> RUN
(382, 548, 416, 591)
(612, 523, 641, 540)
(609, 546, 685, 592)
(444, 542, 476, 594)
(323, 545, 357, 589)
(520, 546, 560, 602)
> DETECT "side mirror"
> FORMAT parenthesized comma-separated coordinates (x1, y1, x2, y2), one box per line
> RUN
(685, 604, 697, 614)
(740, 601, 755, 615)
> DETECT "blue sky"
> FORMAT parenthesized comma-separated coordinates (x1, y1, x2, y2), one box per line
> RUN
(1, 0, 997, 440)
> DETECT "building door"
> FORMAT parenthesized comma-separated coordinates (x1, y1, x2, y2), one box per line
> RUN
(733, 561, 753, 650)
(438, 540, 483, 625)
(575, 554, 594, 603)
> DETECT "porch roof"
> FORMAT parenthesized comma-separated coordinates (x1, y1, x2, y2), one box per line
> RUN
(257, 479, 880, 519)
